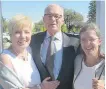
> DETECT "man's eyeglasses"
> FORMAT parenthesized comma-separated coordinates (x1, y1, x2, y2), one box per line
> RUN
(44, 14, 62, 20)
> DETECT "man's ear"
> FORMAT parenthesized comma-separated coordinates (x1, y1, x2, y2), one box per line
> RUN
(62, 20, 64, 24)
(99, 39, 102, 45)
(43, 16, 45, 22)
(61, 19, 64, 25)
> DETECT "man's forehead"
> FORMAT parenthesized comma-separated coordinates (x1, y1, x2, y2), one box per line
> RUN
(45, 10, 63, 15)
(44, 4, 63, 15)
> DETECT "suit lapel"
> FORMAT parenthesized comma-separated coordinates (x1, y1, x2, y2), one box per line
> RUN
(57, 33, 78, 81)
(57, 33, 71, 80)
(32, 32, 45, 67)
(31, 32, 50, 81)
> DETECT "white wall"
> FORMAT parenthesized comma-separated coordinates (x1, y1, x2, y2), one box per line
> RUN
(96, 1, 105, 53)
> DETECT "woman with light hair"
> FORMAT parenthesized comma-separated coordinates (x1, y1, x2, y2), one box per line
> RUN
(73, 23, 105, 89)
(0, 14, 59, 89)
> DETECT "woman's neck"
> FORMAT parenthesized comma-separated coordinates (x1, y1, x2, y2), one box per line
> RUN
(12, 46, 25, 55)
(9, 46, 28, 61)
(84, 55, 100, 67)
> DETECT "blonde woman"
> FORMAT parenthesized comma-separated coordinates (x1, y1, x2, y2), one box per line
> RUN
(0, 14, 59, 89)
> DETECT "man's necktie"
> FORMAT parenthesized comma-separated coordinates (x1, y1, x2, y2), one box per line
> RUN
(45, 36, 55, 80)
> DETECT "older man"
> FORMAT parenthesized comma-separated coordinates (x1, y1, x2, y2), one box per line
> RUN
(30, 4, 79, 89)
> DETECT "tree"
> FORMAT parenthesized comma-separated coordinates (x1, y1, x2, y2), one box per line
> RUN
(2, 17, 8, 32)
(64, 9, 84, 33)
(61, 24, 68, 32)
(37, 20, 46, 32)
(32, 9, 84, 33)
(64, 9, 84, 24)
(87, 0, 96, 23)
(33, 20, 46, 34)
(40, 25, 46, 32)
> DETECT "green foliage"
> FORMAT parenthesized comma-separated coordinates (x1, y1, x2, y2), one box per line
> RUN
(34, 23, 41, 32)
(61, 24, 81, 33)
(2, 8, 84, 34)
(72, 26, 76, 33)
(61, 24, 68, 32)
(64, 9, 84, 23)
(32, 24, 36, 35)
(40, 25, 46, 32)
(2, 17, 8, 32)
(87, 0, 96, 23)
(37, 20, 44, 25)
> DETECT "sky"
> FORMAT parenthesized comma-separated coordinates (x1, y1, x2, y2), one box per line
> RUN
(1, 1, 91, 23)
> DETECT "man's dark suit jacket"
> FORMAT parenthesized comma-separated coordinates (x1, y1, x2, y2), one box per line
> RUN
(30, 31, 79, 89)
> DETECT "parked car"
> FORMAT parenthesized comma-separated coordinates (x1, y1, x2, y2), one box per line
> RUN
(3, 32, 10, 43)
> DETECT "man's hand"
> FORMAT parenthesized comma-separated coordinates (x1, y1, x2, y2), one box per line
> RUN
(40, 77, 60, 89)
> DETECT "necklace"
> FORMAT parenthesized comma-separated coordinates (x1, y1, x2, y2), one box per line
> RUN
(9, 46, 28, 61)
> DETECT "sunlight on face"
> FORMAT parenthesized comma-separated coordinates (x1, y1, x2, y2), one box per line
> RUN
(11, 26, 32, 49)
(43, 4, 64, 35)
(80, 30, 101, 57)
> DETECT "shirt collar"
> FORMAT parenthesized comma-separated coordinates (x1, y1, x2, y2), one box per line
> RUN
(46, 31, 62, 41)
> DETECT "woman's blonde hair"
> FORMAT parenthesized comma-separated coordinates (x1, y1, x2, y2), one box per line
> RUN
(8, 14, 33, 36)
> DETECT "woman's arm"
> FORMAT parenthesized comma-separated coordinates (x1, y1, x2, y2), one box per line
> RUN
(0, 54, 23, 89)
(0, 54, 60, 89)
(0, 54, 14, 70)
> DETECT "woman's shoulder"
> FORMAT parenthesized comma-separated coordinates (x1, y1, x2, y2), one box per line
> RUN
(0, 49, 13, 69)
(0, 52, 9, 61)
(0, 49, 11, 60)
(74, 54, 83, 65)
(1, 49, 14, 58)
(1, 49, 14, 56)
(75, 54, 83, 61)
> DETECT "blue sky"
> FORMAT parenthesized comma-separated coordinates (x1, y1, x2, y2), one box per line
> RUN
(1, 1, 91, 23)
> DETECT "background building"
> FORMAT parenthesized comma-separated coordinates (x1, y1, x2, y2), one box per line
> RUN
(96, 1, 105, 53)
